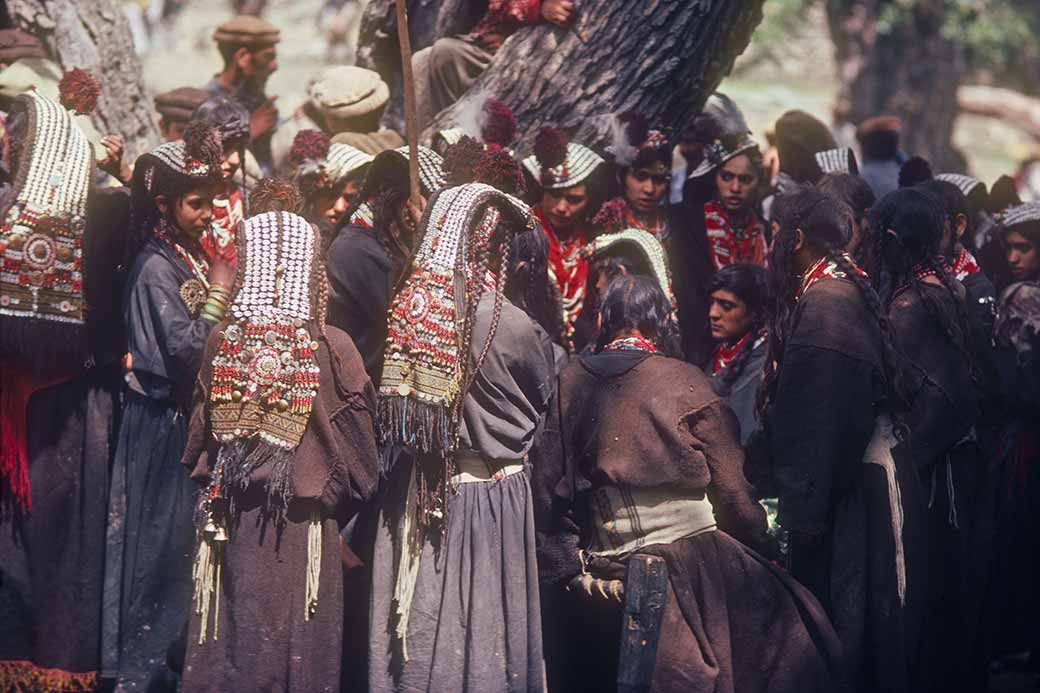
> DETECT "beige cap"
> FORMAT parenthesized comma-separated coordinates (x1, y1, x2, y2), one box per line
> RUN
(213, 15, 280, 46)
(309, 66, 389, 120)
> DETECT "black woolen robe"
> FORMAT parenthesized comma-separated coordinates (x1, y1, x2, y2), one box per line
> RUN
(888, 282, 988, 693)
(535, 349, 850, 693)
(762, 277, 927, 693)
(101, 235, 217, 690)
(0, 188, 129, 691)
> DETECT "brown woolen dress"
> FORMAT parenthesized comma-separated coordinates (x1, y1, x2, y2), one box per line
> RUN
(179, 325, 379, 693)
(534, 348, 851, 693)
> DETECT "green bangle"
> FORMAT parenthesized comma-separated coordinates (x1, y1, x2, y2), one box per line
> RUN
(201, 304, 225, 320)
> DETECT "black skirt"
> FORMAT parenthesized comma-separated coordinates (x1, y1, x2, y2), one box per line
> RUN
(101, 392, 196, 690)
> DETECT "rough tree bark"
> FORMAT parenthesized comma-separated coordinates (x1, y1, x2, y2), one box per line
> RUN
(8, 0, 159, 159)
(825, 0, 966, 171)
(359, 0, 766, 154)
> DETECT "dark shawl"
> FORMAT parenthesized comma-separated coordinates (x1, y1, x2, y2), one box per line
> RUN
(888, 283, 978, 474)
(326, 224, 401, 385)
(183, 324, 379, 520)
(668, 189, 718, 369)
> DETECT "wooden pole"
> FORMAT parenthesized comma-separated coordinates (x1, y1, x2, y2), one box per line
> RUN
(395, 0, 421, 207)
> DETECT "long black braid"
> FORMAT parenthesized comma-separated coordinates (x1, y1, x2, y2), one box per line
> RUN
(759, 188, 908, 416)
(504, 221, 568, 347)
(869, 188, 981, 387)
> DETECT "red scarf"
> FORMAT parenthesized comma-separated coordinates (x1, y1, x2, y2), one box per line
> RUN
(704, 201, 767, 271)
(202, 185, 244, 262)
(603, 335, 658, 353)
(536, 206, 589, 334)
(712, 332, 752, 375)
(950, 246, 981, 282)
(797, 254, 867, 300)
(891, 262, 942, 302)
(1, 362, 78, 513)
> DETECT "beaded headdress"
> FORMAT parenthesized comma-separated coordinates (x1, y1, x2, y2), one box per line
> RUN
(378, 183, 532, 456)
(1001, 202, 1040, 228)
(815, 147, 859, 176)
(207, 211, 324, 509)
(0, 91, 94, 336)
(936, 173, 984, 198)
(588, 228, 675, 306)
(522, 127, 604, 191)
(607, 112, 670, 173)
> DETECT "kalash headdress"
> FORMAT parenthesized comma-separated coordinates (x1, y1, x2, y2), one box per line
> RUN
(815, 147, 860, 176)
(936, 173, 985, 198)
(434, 95, 518, 154)
(606, 111, 671, 174)
(0, 88, 95, 356)
(378, 183, 532, 457)
(522, 127, 604, 190)
(587, 228, 675, 307)
(687, 111, 761, 180)
(290, 129, 374, 199)
(207, 211, 324, 510)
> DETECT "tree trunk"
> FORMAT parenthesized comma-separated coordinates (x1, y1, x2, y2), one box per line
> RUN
(825, 0, 966, 171)
(359, 0, 766, 153)
(8, 0, 159, 160)
(958, 85, 1040, 143)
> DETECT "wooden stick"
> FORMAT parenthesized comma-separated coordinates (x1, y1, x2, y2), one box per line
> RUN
(395, 0, 421, 207)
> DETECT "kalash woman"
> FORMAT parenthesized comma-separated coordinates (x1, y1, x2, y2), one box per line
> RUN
(326, 144, 445, 384)
(178, 184, 379, 692)
(521, 126, 606, 342)
(707, 263, 772, 444)
(756, 189, 926, 692)
(594, 113, 673, 242)
(534, 273, 848, 693)
(288, 128, 373, 236)
(869, 187, 986, 693)
(0, 79, 130, 691)
(101, 122, 236, 690)
(368, 183, 557, 692)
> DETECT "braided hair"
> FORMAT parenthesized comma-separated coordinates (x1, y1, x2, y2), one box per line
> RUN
(759, 188, 907, 414)
(869, 187, 979, 383)
(708, 263, 772, 386)
(504, 220, 568, 347)
(594, 274, 680, 357)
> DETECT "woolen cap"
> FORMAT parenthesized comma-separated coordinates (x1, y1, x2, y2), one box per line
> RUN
(154, 86, 210, 123)
(213, 15, 280, 46)
(309, 66, 389, 120)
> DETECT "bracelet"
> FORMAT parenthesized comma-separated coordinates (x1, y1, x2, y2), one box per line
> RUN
(208, 285, 231, 301)
(201, 301, 226, 321)
(205, 294, 227, 310)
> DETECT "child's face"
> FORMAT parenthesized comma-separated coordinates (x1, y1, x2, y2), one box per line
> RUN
(161, 188, 215, 240)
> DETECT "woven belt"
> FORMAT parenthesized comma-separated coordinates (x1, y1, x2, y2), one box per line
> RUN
(451, 453, 526, 484)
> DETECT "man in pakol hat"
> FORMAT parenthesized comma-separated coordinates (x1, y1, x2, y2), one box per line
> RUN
(154, 86, 210, 142)
(205, 14, 280, 174)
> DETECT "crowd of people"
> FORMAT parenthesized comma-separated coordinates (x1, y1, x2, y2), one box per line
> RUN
(0, 7, 1039, 693)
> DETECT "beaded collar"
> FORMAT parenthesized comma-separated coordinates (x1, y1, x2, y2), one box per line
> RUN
(0, 92, 93, 325)
(603, 335, 658, 353)
(890, 261, 943, 303)
(796, 253, 866, 300)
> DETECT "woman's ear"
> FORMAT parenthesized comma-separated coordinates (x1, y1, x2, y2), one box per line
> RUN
(155, 194, 169, 216)
(793, 228, 806, 253)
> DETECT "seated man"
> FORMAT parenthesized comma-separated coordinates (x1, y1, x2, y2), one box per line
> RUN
(414, 0, 574, 125)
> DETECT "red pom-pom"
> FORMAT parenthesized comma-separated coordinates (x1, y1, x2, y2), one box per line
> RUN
(58, 68, 100, 115)
(475, 146, 525, 195)
(592, 197, 627, 231)
(481, 99, 516, 149)
(442, 135, 485, 186)
(619, 111, 649, 148)
(533, 127, 568, 170)
(289, 129, 331, 168)
(183, 120, 224, 173)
